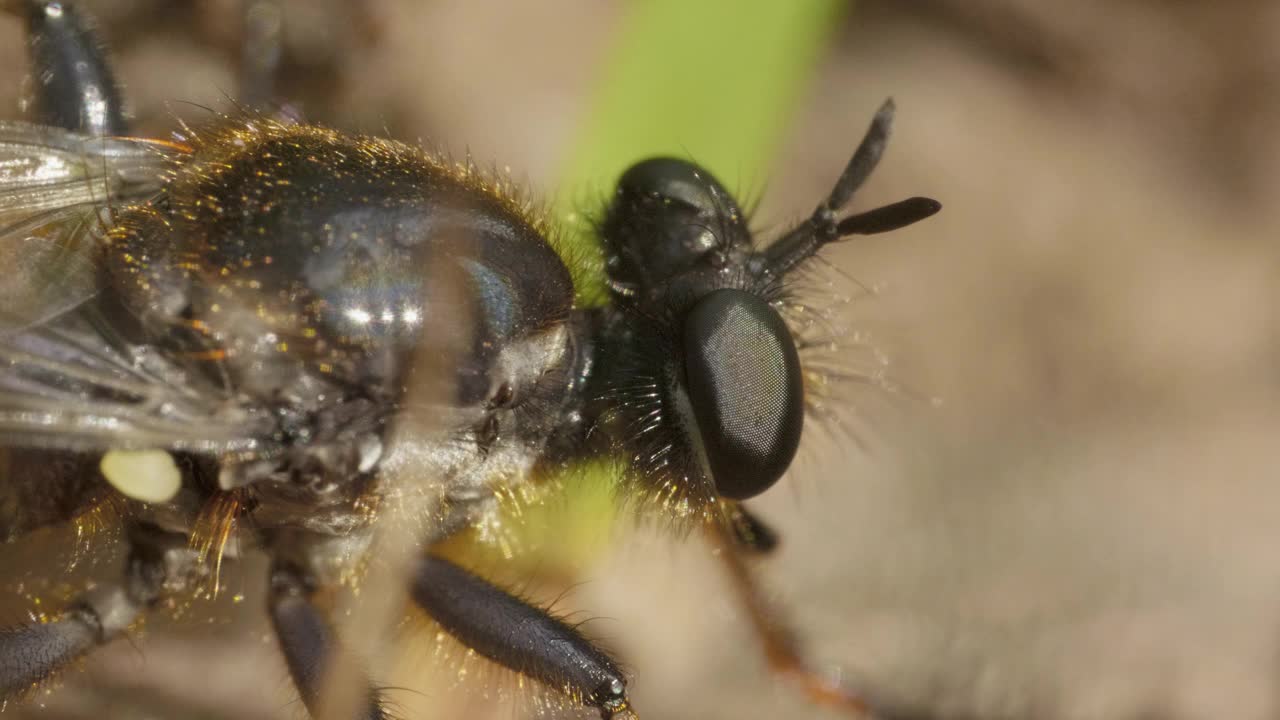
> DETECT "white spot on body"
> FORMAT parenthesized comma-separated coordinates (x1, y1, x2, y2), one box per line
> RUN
(100, 450, 182, 504)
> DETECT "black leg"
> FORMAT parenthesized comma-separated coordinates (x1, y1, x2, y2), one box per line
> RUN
(728, 503, 780, 555)
(410, 554, 635, 720)
(10, 0, 128, 135)
(707, 520, 892, 719)
(0, 525, 185, 698)
(267, 560, 387, 720)
(239, 0, 283, 113)
(0, 605, 104, 696)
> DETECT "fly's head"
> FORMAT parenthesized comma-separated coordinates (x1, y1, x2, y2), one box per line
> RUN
(593, 100, 941, 519)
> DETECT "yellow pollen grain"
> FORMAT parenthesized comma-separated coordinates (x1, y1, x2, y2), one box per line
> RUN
(100, 450, 181, 504)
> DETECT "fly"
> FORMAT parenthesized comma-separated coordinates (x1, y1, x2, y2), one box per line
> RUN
(0, 2, 941, 719)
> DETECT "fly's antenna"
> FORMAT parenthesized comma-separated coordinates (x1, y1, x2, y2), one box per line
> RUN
(761, 98, 941, 277)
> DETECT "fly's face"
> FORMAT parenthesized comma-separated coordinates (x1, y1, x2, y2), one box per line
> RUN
(591, 104, 940, 515)
(597, 158, 804, 501)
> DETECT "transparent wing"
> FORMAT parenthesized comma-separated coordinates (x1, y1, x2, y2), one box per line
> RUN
(0, 122, 276, 454)
(0, 313, 274, 454)
(0, 121, 170, 332)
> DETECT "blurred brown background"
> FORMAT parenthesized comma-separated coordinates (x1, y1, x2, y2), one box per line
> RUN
(3, 1, 1280, 719)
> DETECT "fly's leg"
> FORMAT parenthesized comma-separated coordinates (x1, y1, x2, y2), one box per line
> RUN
(5, 0, 127, 135)
(237, 0, 380, 119)
(267, 558, 388, 720)
(239, 0, 282, 113)
(707, 516, 891, 719)
(410, 554, 636, 720)
(0, 525, 191, 698)
(728, 503, 780, 556)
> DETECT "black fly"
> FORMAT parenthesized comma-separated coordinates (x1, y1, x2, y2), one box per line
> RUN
(0, 2, 940, 718)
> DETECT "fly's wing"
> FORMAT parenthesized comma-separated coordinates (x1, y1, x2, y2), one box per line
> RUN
(0, 122, 274, 454)
(0, 121, 167, 332)
(0, 314, 273, 454)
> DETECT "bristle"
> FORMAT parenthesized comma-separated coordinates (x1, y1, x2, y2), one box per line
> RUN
(165, 112, 560, 248)
(188, 490, 244, 599)
(67, 495, 123, 570)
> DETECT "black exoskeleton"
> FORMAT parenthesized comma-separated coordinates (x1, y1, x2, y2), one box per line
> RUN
(0, 2, 939, 719)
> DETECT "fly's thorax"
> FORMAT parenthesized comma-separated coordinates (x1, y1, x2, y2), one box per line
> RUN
(94, 116, 579, 520)
(382, 314, 585, 512)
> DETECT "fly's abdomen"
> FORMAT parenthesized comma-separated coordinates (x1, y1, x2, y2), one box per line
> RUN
(0, 449, 104, 544)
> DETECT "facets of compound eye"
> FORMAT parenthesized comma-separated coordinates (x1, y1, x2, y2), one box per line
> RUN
(681, 289, 804, 500)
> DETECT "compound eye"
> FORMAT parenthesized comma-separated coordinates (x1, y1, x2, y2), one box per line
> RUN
(682, 289, 804, 500)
